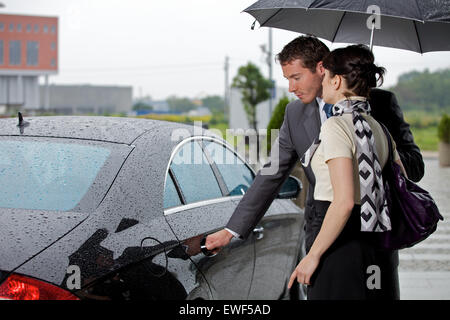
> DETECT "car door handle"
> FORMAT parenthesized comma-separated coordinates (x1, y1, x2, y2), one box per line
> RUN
(253, 226, 264, 240)
(200, 236, 218, 258)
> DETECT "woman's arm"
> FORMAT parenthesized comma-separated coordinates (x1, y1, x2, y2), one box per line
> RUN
(288, 157, 354, 288)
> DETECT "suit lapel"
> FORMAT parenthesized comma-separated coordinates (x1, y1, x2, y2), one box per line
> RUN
(298, 100, 321, 188)
(301, 100, 321, 146)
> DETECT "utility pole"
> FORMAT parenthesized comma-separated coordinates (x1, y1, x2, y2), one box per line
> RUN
(261, 29, 275, 117)
(44, 75, 50, 110)
(268, 28, 274, 116)
(224, 55, 229, 120)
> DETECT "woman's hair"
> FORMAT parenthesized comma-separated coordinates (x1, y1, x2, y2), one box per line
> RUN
(322, 44, 386, 97)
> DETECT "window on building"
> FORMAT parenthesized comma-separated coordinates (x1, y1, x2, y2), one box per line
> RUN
(26, 24, 31, 33)
(0, 40, 3, 65)
(51, 25, 56, 34)
(9, 41, 21, 66)
(17, 24, 22, 32)
(51, 42, 56, 51)
(43, 25, 48, 33)
(9, 23, 14, 32)
(27, 41, 39, 66)
(0, 23, 4, 32)
(51, 58, 56, 67)
(34, 24, 39, 33)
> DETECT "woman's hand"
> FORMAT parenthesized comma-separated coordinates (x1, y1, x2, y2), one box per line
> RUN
(287, 253, 320, 289)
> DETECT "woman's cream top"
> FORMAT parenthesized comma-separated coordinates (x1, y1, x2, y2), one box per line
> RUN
(310, 112, 400, 204)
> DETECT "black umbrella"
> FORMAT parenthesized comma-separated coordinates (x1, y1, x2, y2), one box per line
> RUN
(244, 0, 450, 53)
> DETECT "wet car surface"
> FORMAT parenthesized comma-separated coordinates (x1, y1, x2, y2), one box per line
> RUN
(0, 116, 305, 300)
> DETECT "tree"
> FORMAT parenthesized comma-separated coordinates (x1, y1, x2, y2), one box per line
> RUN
(232, 62, 272, 162)
(267, 95, 291, 153)
(389, 68, 450, 112)
(166, 95, 197, 113)
(232, 62, 272, 132)
(132, 102, 153, 111)
(201, 95, 225, 114)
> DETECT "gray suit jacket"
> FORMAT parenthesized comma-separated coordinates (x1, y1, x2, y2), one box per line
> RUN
(226, 89, 424, 240)
(226, 98, 319, 239)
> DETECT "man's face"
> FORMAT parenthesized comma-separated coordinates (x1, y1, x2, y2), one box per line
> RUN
(281, 59, 325, 104)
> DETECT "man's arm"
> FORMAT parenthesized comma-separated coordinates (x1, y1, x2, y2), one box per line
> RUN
(370, 89, 424, 182)
(206, 103, 299, 250)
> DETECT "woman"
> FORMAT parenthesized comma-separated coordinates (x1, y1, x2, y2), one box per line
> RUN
(288, 44, 407, 300)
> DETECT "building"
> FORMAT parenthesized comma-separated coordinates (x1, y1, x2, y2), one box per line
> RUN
(38, 84, 132, 115)
(0, 13, 58, 113)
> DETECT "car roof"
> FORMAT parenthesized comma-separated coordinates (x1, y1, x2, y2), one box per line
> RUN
(0, 116, 210, 145)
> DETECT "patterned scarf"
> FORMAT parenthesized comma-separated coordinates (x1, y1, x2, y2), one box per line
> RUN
(301, 98, 391, 232)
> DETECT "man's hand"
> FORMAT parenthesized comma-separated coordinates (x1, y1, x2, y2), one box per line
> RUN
(205, 229, 233, 254)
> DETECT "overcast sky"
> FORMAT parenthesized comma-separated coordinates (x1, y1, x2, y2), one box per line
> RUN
(2, 0, 450, 101)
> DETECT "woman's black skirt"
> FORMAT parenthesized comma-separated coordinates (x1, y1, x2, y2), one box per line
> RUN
(305, 200, 400, 300)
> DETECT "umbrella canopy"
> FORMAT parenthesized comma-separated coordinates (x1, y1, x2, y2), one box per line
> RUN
(244, 0, 450, 53)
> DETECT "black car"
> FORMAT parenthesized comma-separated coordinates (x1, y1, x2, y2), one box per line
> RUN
(0, 116, 305, 300)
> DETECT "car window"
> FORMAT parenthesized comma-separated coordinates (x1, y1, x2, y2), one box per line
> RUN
(170, 140, 222, 204)
(203, 141, 254, 196)
(0, 139, 111, 211)
(163, 173, 182, 209)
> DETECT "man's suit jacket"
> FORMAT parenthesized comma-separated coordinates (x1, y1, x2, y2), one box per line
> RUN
(226, 89, 424, 240)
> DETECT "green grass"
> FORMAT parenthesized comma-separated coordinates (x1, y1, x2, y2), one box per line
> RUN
(410, 126, 439, 151)
(209, 120, 440, 152)
(208, 122, 241, 146)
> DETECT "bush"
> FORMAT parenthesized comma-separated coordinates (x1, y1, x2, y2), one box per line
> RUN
(438, 113, 450, 143)
(267, 95, 291, 152)
(404, 111, 440, 129)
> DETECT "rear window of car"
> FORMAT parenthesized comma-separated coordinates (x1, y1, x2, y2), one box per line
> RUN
(0, 138, 130, 212)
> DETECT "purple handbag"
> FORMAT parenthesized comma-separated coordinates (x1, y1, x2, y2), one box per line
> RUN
(378, 124, 443, 250)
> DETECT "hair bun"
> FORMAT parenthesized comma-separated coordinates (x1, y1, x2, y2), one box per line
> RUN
(322, 44, 385, 97)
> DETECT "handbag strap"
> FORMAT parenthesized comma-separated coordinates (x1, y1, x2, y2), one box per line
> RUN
(379, 122, 394, 164)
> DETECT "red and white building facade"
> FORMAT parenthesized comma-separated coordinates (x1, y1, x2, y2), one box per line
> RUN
(0, 13, 58, 112)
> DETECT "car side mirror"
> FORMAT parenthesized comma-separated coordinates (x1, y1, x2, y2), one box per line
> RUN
(277, 176, 302, 199)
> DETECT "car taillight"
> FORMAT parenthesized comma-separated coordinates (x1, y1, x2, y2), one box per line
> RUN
(0, 274, 79, 300)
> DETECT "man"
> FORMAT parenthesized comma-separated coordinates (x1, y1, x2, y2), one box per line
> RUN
(205, 36, 424, 298)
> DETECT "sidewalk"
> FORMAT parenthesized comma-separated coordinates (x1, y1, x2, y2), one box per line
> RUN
(420, 151, 438, 159)
(399, 272, 450, 300)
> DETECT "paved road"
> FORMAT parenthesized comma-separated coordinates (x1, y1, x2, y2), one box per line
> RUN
(398, 157, 450, 300)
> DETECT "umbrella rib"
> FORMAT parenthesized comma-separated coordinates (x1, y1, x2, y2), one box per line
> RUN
(413, 20, 424, 54)
(259, 8, 283, 28)
(331, 11, 346, 43)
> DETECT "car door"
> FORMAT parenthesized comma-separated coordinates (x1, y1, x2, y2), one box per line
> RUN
(247, 198, 305, 299)
(203, 139, 304, 299)
(163, 138, 255, 300)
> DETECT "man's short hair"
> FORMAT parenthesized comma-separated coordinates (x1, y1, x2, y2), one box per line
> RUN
(276, 35, 330, 73)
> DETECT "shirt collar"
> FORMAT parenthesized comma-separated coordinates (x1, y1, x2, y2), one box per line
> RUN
(316, 97, 325, 108)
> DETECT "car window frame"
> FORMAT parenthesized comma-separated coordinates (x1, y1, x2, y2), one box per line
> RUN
(163, 136, 256, 216)
(201, 139, 256, 197)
